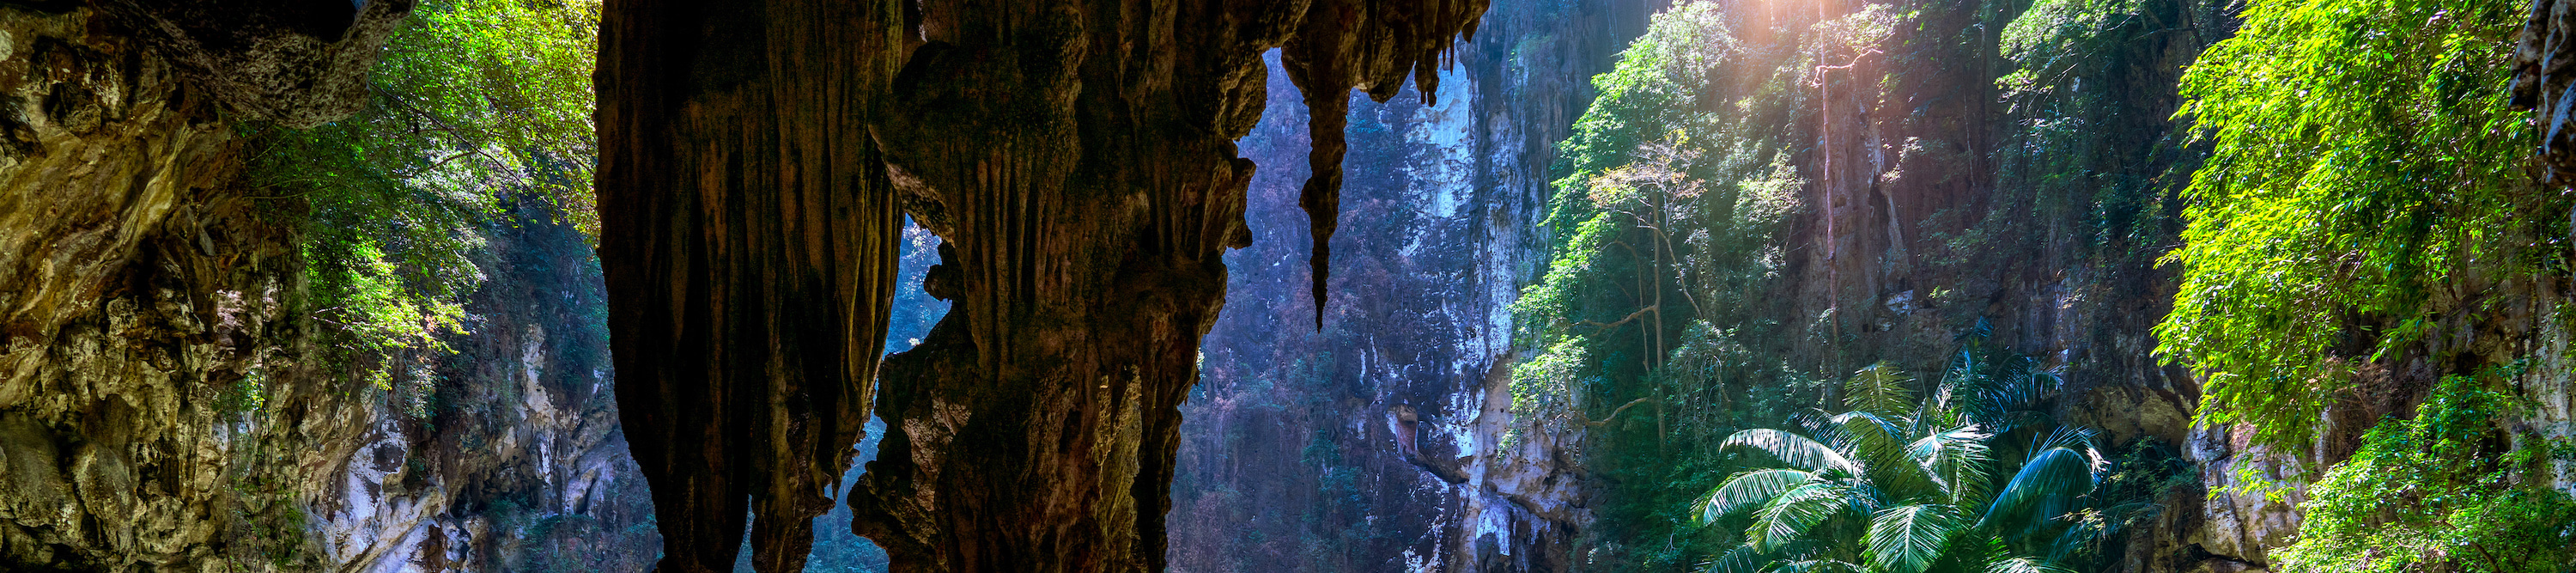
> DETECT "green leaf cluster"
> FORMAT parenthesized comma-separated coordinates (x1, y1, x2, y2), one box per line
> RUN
(255, 0, 599, 389)
(2156, 0, 2546, 448)
(1507, 3, 1823, 564)
(2270, 375, 2576, 573)
(1693, 349, 2152, 573)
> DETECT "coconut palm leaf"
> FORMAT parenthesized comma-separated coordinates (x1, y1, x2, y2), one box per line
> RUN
(1844, 362, 1915, 418)
(1978, 446, 2097, 531)
(2027, 426, 2102, 467)
(1721, 429, 1860, 474)
(1983, 556, 2075, 573)
(1831, 411, 1938, 501)
(1702, 468, 1818, 523)
(1908, 426, 1994, 509)
(1700, 545, 1771, 573)
(1747, 481, 1858, 552)
(1863, 504, 1967, 573)
(1989, 359, 2061, 417)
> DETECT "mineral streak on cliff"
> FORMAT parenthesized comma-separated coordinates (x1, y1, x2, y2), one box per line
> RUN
(593, 0, 1489, 571)
(1169, 0, 1657, 570)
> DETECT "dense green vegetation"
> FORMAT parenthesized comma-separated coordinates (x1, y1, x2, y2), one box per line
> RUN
(2156, 0, 2576, 568)
(2270, 375, 2576, 573)
(255, 0, 598, 397)
(1508, 0, 2200, 568)
(1508, 2, 1816, 565)
(1525, 0, 2576, 570)
(1696, 352, 2144, 573)
(2157, 0, 2553, 448)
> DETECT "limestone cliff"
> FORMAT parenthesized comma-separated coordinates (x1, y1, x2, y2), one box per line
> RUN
(1168, 0, 1656, 570)
(1715, 1, 2244, 569)
(0, 2, 653, 570)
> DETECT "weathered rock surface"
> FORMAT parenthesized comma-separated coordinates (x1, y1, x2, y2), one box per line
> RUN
(0, 3, 653, 571)
(2514, 0, 2576, 501)
(94, 0, 417, 128)
(595, 0, 1495, 570)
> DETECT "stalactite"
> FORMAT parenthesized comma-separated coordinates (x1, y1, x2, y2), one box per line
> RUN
(594, 0, 905, 570)
(595, 0, 1488, 570)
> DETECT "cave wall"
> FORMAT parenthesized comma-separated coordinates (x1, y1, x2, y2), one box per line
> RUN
(592, 0, 1492, 570)
(0, 2, 654, 570)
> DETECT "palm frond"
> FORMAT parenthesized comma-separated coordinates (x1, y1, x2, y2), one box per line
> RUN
(1978, 447, 2097, 530)
(1909, 426, 1995, 509)
(1747, 482, 1856, 552)
(1863, 504, 1967, 573)
(1701, 468, 1818, 523)
(1983, 556, 2075, 573)
(2027, 426, 2103, 470)
(1990, 358, 2061, 414)
(1844, 361, 1915, 418)
(1832, 411, 1938, 501)
(1721, 429, 1859, 474)
(1700, 545, 1771, 573)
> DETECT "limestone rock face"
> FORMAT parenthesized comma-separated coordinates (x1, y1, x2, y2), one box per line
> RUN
(94, 0, 417, 128)
(2513, 3, 2576, 499)
(0, 3, 653, 571)
(0, 6, 277, 567)
(1166, 0, 1656, 569)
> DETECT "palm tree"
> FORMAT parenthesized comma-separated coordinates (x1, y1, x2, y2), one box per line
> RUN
(1692, 349, 2121, 573)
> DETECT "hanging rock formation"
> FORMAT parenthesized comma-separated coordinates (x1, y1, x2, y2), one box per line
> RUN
(593, 0, 1488, 570)
(1168, 0, 1657, 569)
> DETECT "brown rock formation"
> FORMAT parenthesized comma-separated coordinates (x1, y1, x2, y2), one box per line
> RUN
(2, 2, 659, 570)
(93, 0, 416, 128)
(593, 0, 1489, 570)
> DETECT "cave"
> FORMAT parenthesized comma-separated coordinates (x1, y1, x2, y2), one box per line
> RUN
(591, 0, 1487, 570)
(7, 0, 2576, 571)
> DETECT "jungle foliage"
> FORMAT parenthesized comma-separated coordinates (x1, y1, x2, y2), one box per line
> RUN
(1710, 345, 2174, 573)
(2157, 0, 2555, 448)
(2155, 2, 2576, 567)
(254, 0, 598, 392)
(1512, 0, 2211, 568)
(1694, 350, 2157, 573)
(1508, 2, 1814, 565)
(2269, 375, 2576, 573)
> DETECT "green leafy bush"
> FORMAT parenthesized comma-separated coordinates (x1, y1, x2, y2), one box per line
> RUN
(2155, 0, 2542, 448)
(256, 0, 598, 387)
(2271, 376, 2576, 573)
(1506, 3, 1820, 564)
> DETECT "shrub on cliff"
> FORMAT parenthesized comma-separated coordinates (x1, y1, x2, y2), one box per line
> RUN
(252, 0, 598, 394)
(2270, 375, 2576, 573)
(2158, 0, 2550, 448)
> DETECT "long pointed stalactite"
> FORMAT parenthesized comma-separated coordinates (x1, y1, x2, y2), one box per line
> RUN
(594, 0, 906, 570)
(594, 0, 1487, 571)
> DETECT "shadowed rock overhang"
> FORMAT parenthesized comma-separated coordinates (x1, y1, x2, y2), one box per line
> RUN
(591, 0, 1490, 570)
